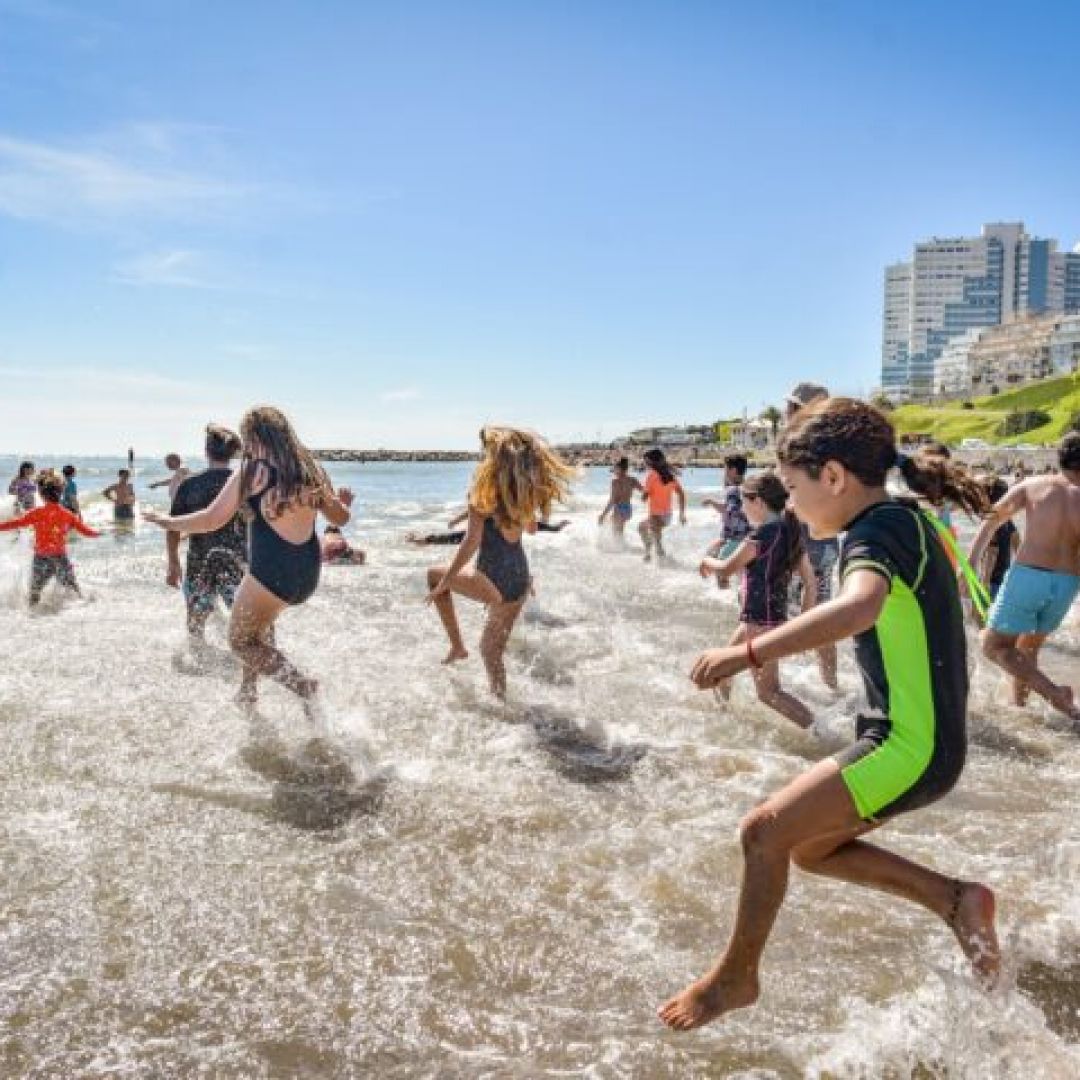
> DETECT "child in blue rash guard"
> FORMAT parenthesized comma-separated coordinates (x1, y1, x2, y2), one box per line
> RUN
(660, 397, 998, 1033)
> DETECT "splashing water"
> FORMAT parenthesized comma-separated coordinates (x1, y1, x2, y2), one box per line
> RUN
(0, 456, 1077, 1076)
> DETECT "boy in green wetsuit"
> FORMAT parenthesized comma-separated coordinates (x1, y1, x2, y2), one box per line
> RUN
(659, 397, 999, 1033)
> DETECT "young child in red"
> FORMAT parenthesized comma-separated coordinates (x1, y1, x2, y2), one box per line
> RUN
(0, 471, 100, 604)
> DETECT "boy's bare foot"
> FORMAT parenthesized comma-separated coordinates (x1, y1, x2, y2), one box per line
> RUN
(947, 881, 1000, 987)
(1052, 684, 1080, 722)
(657, 967, 759, 1031)
(442, 646, 469, 665)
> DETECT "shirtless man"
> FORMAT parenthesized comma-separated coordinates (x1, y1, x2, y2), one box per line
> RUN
(103, 469, 137, 523)
(598, 457, 644, 541)
(970, 432, 1080, 722)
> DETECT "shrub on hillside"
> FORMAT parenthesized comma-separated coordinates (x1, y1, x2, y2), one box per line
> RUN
(1069, 410, 1080, 433)
(998, 408, 1052, 437)
(961, 400, 974, 410)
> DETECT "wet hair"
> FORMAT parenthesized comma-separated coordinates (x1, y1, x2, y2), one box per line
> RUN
(615, 456, 629, 472)
(470, 426, 576, 529)
(62, 464, 76, 478)
(119, 469, 131, 480)
(983, 475, 1008, 504)
(18, 461, 33, 478)
(239, 405, 332, 516)
(742, 472, 804, 573)
(778, 397, 989, 516)
(205, 424, 242, 462)
(37, 472, 63, 503)
(1059, 432, 1080, 472)
(643, 447, 676, 485)
(164, 453, 182, 469)
(724, 454, 748, 478)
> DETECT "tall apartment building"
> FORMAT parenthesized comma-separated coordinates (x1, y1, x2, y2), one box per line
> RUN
(880, 222, 1080, 399)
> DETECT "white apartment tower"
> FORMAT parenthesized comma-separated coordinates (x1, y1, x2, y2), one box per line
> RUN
(880, 222, 1080, 399)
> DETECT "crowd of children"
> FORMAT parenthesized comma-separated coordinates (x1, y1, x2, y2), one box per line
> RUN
(6, 395, 1080, 1037)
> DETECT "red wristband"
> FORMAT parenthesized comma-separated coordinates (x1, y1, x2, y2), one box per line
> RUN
(746, 638, 763, 669)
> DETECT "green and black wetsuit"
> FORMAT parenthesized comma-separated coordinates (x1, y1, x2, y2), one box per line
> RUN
(836, 501, 968, 822)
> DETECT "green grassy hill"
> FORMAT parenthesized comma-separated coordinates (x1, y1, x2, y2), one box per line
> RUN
(890, 371, 1080, 445)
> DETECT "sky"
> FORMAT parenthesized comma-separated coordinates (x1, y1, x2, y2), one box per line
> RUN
(2, 0, 1079, 454)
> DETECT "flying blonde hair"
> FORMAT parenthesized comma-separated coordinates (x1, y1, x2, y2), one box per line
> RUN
(469, 426, 576, 528)
(239, 405, 332, 516)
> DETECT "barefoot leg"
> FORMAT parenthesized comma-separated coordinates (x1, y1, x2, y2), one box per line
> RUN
(658, 758, 863, 1031)
(229, 574, 315, 702)
(791, 831, 1000, 984)
(479, 597, 525, 698)
(746, 624, 814, 730)
(982, 629, 1077, 719)
(427, 564, 468, 660)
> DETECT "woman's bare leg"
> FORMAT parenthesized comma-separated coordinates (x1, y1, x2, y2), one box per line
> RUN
(479, 597, 525, 698)
(427, 566, 503, 664)
(658, 758, 998, 1031)
(229, 574, 315, 706)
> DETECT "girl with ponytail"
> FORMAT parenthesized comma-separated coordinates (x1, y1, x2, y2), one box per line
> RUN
(660, 398, 998, 1033)
(699, 472, 818, 728)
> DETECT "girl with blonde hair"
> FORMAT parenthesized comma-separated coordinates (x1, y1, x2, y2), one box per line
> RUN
(147, 406, 353, 709)
(426, 426, 575, 697)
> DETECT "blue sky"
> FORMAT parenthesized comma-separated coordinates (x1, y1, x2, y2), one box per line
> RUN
(2, 0, 1079, 454)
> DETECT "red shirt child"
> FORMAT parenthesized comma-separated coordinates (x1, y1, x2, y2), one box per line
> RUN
(0, 476, 100, 603)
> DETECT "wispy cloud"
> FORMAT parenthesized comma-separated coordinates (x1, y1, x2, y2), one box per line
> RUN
(380, 386, 421, 403)
(0, 127, 252, 226)
(112, 249, 221, 290)
(0, 363, 223, 397)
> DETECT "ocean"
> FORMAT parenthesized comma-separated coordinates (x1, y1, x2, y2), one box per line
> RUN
(1, 455, 1078, 1077)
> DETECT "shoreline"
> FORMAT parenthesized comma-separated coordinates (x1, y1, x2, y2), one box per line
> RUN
(316, 447, 779, 468)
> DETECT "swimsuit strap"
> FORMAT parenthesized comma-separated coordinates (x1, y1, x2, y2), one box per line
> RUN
(923, 511, 991, 618)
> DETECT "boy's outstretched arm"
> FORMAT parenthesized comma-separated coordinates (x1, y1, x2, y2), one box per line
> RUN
(0, 510, 34, 532)
(690, 569, 887, 688)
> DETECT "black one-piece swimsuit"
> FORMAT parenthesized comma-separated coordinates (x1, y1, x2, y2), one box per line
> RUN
(247, 461, 320, 606)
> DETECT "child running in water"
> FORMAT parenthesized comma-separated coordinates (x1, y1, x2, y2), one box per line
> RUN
(0, 471, 100, 603)
(639, 448, 686, 560)
(598, 457, 643, 541)
(60, 465, 81, 517)
(659, 398, 998, 1032)
(146, 406, 353, 709)
(425, 426, 575, 697)
(702, 454, 750, 586)
(8, 461, 36, 512)
(698, 472, 817, 728)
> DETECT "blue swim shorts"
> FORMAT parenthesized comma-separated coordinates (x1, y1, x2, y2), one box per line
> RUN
(987, 564, 1080, 637)
(614, 502, 633, 521)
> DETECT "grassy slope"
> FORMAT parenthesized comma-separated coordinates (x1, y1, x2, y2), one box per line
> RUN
(890, 371, 1080, 445)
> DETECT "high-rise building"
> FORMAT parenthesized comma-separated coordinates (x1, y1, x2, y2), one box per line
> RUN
(1066, 248, 1080, 314)
(880, 222, 1079, 399)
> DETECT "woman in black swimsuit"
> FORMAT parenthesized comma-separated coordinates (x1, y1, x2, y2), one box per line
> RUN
(147, 406, 353, 709)
(426, 426, 575, 698)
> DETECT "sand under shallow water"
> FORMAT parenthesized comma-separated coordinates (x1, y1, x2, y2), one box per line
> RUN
(1, 457, 1078, 1077)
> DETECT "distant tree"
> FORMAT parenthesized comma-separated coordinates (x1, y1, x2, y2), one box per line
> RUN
(713, 420, 733, 444)
(870, 394, 895, 412)
(998, 409, 1052, 437)
(760, 406, 782, 439)
(1069, 410, 1080, 433)
(961, 400, 975, 410)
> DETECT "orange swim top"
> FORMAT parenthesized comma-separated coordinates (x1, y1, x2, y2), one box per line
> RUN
(0, 503, 100, 556)
(644, 470, 682, 516)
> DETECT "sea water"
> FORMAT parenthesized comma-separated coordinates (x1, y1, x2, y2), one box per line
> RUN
(1, 456, 1078, 1077)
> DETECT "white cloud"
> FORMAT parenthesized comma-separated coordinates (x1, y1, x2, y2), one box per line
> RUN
(380, 386, 421, 403)
(0, 128, 251, 226)
(111, 249, 223, 289)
